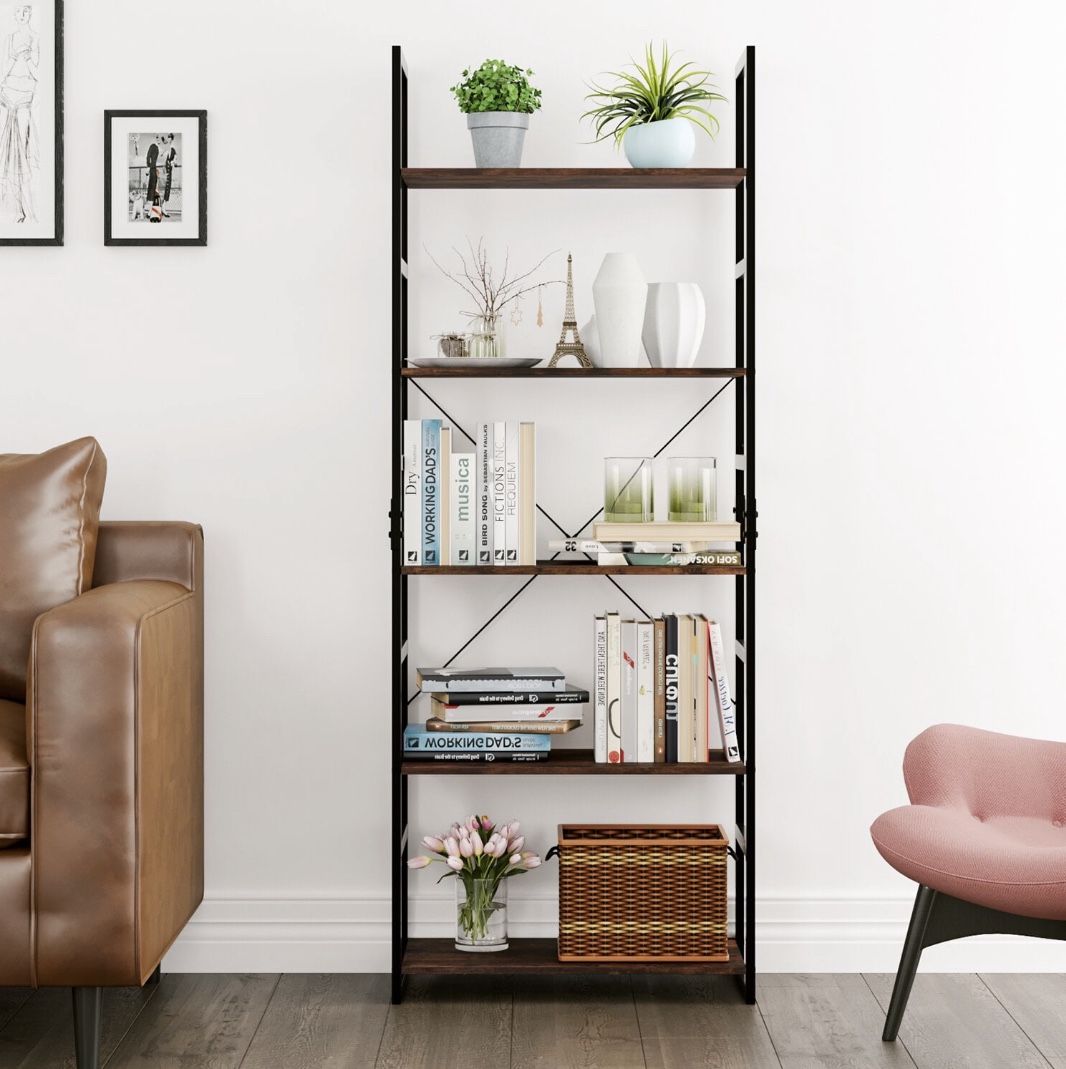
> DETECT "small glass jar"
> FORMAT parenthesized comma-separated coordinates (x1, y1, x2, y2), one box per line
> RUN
(455, 878, 508, 952)
(604, 458, 654, 524)
(668, 457, 717, 523)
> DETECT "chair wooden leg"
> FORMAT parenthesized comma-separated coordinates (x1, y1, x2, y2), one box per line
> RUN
(72, 986, 102, 1069)
(883, 885, 937, 1042)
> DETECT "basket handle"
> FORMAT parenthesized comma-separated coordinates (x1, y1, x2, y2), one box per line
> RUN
(545, 845, 560, 863)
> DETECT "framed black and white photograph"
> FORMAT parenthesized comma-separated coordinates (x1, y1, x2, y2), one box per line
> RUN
(105, 110, 207, 246)
(0, 0, 63, 245)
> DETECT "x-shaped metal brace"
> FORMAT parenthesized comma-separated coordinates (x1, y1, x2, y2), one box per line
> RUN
(405, 377, 738, 706)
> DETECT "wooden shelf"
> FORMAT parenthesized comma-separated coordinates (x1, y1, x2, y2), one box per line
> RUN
(402, 167, 746, 190)
(404, 561, 746, 577)
(402, 748, 745, 776)
(403, 937, 744, 975)
(402, 366, 746, 379)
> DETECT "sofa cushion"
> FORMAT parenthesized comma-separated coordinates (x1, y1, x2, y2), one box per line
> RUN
(0, 700, 28, 849)
(0, 438, 107, 701)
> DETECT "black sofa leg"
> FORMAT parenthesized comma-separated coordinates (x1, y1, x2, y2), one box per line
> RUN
(72, 986, 102, 1069)
(883, 885, 937, 1042)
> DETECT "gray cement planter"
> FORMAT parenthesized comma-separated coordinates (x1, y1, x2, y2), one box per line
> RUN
(467, 112, 530, 168)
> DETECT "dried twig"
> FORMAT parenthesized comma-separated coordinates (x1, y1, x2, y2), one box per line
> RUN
(427, 239, 564, 322)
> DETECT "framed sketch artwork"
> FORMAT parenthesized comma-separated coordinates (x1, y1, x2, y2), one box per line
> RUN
(0, 0, 63, 245)
(104, 110, 207, 246)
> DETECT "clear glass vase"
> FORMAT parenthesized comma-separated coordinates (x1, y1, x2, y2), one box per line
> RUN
(604, 457, 654, 524)
(668, 457, 718, 522)
(469, 314, 506, 359)
(455, 878, 508, 952)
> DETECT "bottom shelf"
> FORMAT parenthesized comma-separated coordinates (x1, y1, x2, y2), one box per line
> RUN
(403, 937, 744, 975)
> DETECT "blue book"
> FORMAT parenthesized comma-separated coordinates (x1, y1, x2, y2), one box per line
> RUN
(403, 727, 550, 753)
(421, 420, 442, 566)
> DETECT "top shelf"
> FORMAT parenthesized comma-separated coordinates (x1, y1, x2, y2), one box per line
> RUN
(401, 168, 746, 190)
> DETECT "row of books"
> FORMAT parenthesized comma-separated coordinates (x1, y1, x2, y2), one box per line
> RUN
(402, 420, 536, 567)
(593, 613, 740, 764)
(406, 667, 585, 763)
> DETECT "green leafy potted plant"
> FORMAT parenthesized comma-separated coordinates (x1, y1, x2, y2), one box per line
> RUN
(451, 59, 542, 168)
(583, 43, 727, 168)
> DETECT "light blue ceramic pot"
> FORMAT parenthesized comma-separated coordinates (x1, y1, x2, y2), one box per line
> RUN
(623, 118, 696, 168)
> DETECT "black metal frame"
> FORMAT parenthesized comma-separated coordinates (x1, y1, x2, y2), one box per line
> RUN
(883, 885, 1066, 1041)
(1, 0, 63, 246)
(390, 44, 756, 1005)
(104, 110, 208, 247)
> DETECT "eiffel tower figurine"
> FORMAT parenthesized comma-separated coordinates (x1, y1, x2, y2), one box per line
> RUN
(548, 254, 593, 369)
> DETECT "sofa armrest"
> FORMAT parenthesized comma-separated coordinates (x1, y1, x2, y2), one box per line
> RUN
(28, 579, 203, 987)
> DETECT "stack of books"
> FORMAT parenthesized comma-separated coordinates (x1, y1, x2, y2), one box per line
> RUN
(593, 613, 740, 765)
(549, 522, 742, 568)
(406, 667, 587, 764)
(402, 420, 536, 567)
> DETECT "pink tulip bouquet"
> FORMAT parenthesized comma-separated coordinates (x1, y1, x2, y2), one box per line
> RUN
(408, 814, 541, 950)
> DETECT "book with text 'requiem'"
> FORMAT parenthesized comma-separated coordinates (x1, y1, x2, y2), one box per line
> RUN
(492, 420, 507, 564)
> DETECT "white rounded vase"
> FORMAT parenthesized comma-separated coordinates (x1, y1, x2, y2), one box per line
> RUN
(593, 254, 648, 369)
(643, 283, 706, 369)
(623, 118, 696, 169)
(580, 316, 602, 366)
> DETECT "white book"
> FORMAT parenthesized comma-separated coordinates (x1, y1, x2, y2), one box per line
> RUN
(606, 612, 622, 764)
(492, 421, 507, 564)
(451, 451, 475, 567)
(402, 420, 422, 566)
(477, 423, 493, 565)
(439, 427, 451, 566)
(504, 421, 520, 565)
(636, 620, 655, 763)
(620, 619, 638, 764)
(593, 616, 607, 763)
(708, 620, 741, 762)
(519, 423, 536, 566)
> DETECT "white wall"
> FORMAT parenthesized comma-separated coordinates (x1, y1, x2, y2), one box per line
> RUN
(5, 0, 1066, 972)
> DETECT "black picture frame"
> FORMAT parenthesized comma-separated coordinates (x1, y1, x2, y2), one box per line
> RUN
(0, 0, 63, 246)
(104, 110, 208, 247)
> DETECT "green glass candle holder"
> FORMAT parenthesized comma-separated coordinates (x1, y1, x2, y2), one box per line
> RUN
(668, 457, 717, 523)
(604, 457, 654, 524)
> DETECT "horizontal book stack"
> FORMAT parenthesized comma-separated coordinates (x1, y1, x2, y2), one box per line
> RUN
(593, 613, 741, 765)
(551, 521, 743, 568)
(402, 420, 536, 567)
(409, 667, 586, 763)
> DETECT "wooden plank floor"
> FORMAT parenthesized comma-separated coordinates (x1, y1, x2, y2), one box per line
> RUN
(0, 973, 1063, 1068)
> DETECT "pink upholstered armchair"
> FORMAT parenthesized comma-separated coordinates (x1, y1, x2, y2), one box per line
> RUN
(871, 724, 1066, 1041)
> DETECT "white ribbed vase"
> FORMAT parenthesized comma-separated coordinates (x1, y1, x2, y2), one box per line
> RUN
(592, 254, 648, 368)
(642, 283, 706, 369)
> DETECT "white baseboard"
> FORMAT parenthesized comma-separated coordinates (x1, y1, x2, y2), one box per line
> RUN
(162, 894, 1066, 974)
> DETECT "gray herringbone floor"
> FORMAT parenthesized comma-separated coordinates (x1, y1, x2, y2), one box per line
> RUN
(0, 972, 1061, 1067)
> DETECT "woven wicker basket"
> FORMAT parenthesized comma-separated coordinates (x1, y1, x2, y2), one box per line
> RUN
(557, 824, 729, 962)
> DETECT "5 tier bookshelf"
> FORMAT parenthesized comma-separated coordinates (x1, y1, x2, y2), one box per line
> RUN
(390, 45, 756, 1003)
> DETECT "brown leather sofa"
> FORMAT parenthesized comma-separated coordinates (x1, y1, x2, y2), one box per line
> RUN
(0, 520, 204, 1068)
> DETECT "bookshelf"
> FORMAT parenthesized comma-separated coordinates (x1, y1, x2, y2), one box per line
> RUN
(391, 45, 756, 1000)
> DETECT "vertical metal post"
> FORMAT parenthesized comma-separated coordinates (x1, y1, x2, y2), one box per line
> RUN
(733, 45, 756, 1005)
(391, 44, 410, 1006)
(742, 43, 757, 1006)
